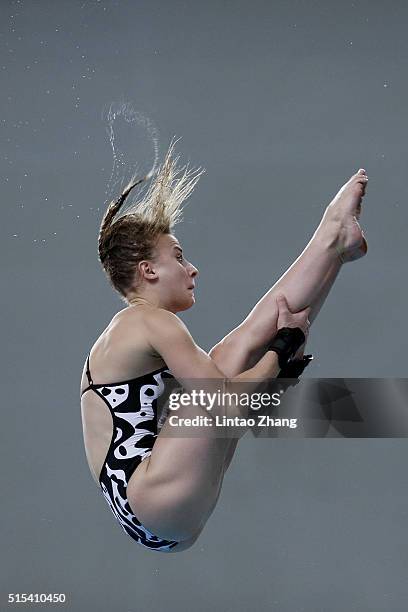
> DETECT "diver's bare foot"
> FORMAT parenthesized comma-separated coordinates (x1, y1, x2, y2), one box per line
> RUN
(317, 169, 369, 263)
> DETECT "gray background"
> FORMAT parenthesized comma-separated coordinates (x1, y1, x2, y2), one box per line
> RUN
(1, 0, 407, 610)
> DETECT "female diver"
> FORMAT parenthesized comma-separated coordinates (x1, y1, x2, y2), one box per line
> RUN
(80, 140, 368, 552)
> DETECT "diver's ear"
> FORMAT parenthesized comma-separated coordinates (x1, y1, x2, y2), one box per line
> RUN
(138, 260, 158, 281)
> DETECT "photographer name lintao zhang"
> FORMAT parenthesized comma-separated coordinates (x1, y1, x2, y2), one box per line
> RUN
(167, 390, 298, 429)
(168, 414, 298, 429)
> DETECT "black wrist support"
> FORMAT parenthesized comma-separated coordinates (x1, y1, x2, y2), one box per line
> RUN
(267, 327, 306, 369)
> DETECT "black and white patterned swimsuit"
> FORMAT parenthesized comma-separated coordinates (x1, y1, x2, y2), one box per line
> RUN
(81, 353, 179, 551)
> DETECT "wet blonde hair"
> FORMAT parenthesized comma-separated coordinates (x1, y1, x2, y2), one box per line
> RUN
(98, 138, 205, 303)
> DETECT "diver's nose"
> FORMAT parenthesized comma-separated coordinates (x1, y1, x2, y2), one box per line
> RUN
(189, 263, 199, 278)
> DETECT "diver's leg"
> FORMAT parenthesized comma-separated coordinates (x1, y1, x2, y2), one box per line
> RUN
(207, 170, 368, 472)
(209, 169, 368, 375)
(127, 416, 231, 542)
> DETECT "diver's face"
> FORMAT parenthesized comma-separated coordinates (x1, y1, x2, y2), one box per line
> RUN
(154, 233, 198, 312)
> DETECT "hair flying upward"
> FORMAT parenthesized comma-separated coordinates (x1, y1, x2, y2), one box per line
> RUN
(98, 137, 205, 303)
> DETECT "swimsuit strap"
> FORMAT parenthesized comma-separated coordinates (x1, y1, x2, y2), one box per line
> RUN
(86, 352, 94, 385)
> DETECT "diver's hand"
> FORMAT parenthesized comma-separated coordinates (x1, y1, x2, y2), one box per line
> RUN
(276, 294, 311, 339)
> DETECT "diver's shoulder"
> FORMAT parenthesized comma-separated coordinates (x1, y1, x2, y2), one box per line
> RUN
(142, 306, 181, 330)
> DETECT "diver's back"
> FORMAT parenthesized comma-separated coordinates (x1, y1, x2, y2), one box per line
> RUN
(80, 306, 166, 485)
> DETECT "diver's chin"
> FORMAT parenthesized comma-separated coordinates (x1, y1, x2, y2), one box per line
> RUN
(188, 293, 196, 308)
(174, 297, 195, 313)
